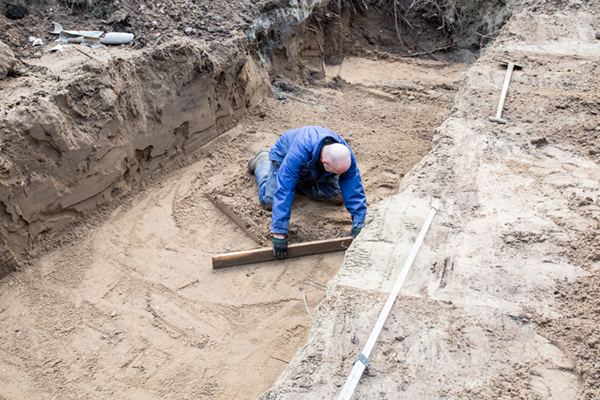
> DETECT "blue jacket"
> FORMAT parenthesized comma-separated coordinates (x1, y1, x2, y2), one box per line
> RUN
(270, 126, 367, 235)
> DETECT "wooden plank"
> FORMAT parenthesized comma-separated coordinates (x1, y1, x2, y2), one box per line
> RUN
(208, 194, 264, 245)
(212, 237, 353, 269)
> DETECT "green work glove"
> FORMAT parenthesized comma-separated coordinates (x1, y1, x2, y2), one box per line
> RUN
(273, 237, 288, 259)
(350, 227, 361, 239)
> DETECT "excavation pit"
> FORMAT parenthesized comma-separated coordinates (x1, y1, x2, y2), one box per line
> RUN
(0, 55, 465, 398)
(2, 0, 600, 399)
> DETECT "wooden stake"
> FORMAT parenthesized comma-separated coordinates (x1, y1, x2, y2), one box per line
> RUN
(212, 237, 352, 269)
(208, 194, 264, 245)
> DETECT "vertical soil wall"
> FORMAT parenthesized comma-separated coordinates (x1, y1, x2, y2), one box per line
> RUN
(0, 0, 532, 278)
(0, 36, 269, 277)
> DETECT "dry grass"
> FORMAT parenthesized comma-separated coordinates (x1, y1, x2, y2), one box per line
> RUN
(337, 0, 464, 39)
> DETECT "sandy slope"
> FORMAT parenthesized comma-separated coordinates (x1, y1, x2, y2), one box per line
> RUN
(260, 3, 600, 399)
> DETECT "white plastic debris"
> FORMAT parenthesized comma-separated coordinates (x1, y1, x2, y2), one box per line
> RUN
(49, 22, 134, 48)
(50, 21, 133, 46)
(81, 36, 107, 49)
(56, 31, 82, 43)
(49, 22, 103, 38)
(56, 30, 104, 44)
(49, 44, 65, 52)
(29, 36, 43, 46)
(100, 32, 134, 45)
(48, 21, 63, 34)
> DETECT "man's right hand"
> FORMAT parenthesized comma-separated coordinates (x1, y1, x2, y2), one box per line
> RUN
(273, 237, 288, 259)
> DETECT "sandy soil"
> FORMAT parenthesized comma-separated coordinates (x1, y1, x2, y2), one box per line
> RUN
(212, 59, 463, 244)
(260, 2, 600, 399)
(2, 0, 600, 399)
(0, 56, 464, 398)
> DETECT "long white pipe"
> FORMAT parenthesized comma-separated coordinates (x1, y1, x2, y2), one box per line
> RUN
(337, 199, 440, 400)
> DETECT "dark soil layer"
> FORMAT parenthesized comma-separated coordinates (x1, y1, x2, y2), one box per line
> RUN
(0, 0, 507, 67)
(1, 0, 266, 55)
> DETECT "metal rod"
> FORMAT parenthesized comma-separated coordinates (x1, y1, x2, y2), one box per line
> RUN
(301, 275, 327, 288)
(337, 200, 440, 400)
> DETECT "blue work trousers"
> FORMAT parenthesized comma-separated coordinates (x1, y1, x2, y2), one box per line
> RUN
(254, 160, 343, 210)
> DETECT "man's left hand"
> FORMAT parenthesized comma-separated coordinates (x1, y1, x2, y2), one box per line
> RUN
(350, 227, 361, 239)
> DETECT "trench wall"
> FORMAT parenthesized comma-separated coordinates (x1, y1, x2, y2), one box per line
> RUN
(0, 35, 269, 277)
(0, 0, 533, 278)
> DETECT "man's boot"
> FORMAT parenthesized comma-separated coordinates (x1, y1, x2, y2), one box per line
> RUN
(248, 149, 269, 174)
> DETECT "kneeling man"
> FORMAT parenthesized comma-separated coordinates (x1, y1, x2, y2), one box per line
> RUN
(248, 126, 367, 258)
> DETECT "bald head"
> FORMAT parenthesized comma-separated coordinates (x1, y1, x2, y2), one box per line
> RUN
(321, 143, 351, 175)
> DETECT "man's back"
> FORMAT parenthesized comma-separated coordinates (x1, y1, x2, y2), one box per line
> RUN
(269, 126, 344, 166)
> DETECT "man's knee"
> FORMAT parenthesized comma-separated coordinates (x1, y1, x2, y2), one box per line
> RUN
(260, 196, 273, 211)
(328, 194, 344, 205)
